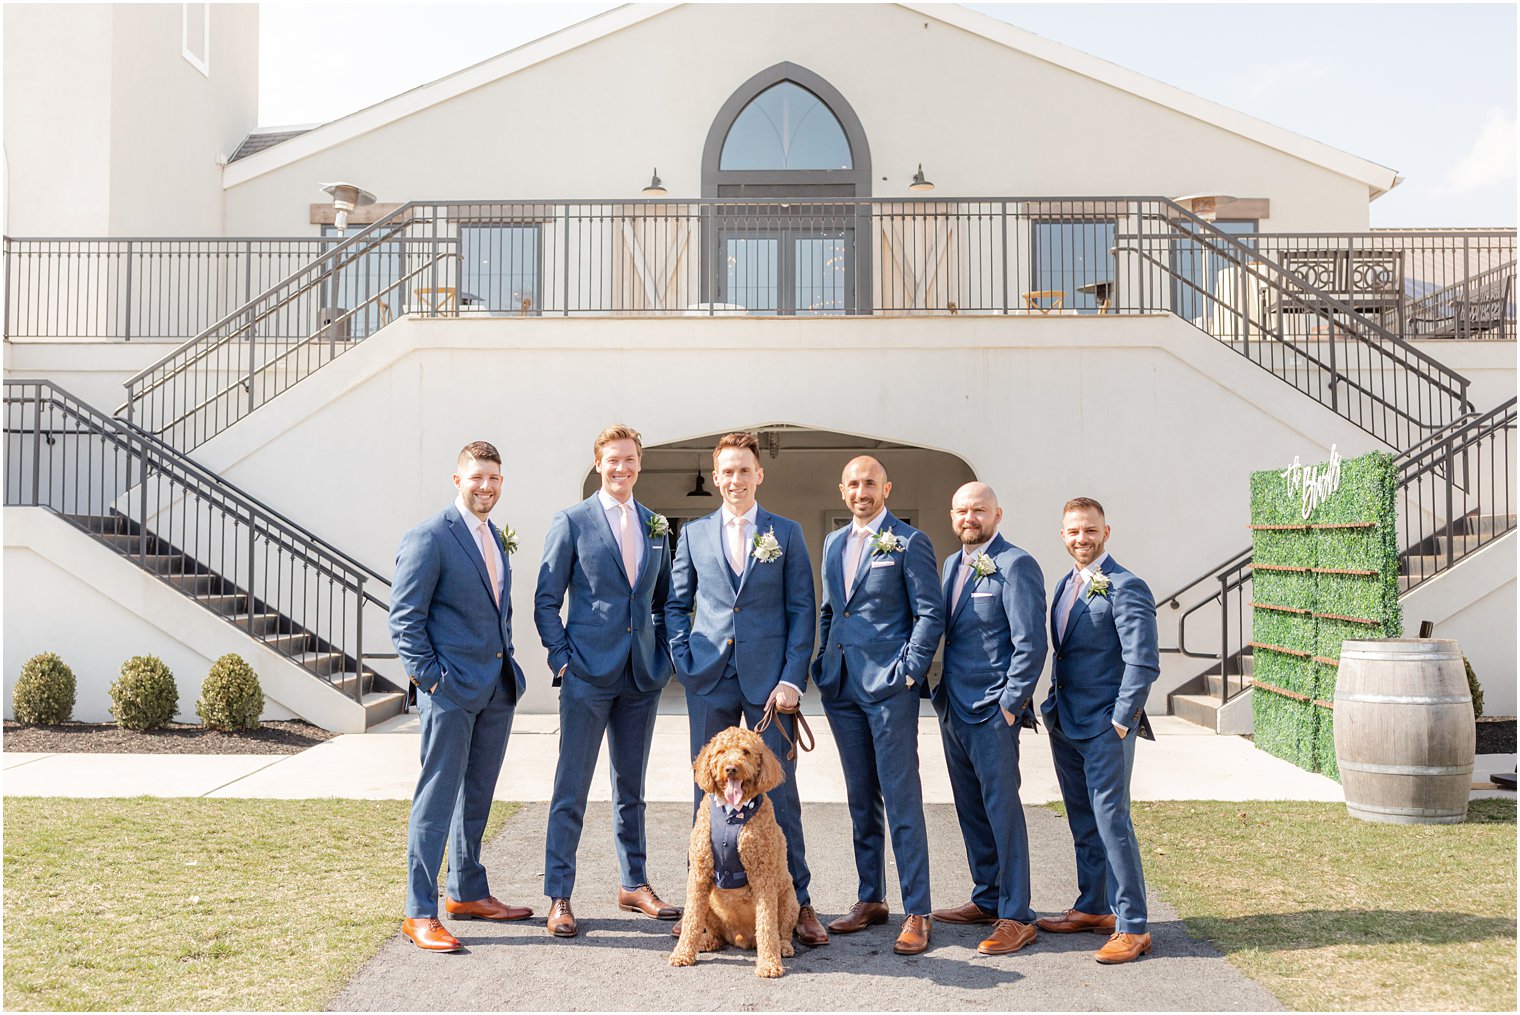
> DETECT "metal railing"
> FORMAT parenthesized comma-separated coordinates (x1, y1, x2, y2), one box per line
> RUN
(1160, 397, 1517, 706)
(4, 237, 331, 341)
(110, 197, 1479, 453)
(3, 379, 398, 702)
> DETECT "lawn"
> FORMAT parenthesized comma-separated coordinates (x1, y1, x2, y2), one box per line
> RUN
(3, 798, 514, 1012)
(1130, 798, 1517, 1012)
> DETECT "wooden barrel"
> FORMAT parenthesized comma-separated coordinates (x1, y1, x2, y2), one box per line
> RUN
(1334, 639, 1475, 824)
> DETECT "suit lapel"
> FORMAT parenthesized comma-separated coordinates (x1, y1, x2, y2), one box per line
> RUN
(486, 520, 509, 618)
(736, 508, 766, 596)
(707, 511, 738, 601)
(447, 509, 496, 607)
(1051, 572, 1071, 647)
(586, 494, 632, 586)
(844, 512, 886, 605)
(633, 501, 657, 593)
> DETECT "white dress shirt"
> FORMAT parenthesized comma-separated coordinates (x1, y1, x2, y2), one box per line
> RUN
(721, 502, 799, 696)
(455, 497, 505, 603)
(842, 508, 887, 596)
(598, 488, 643, 582)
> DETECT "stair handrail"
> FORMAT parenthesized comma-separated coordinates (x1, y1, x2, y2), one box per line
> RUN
(1161, 397, 1516, 705)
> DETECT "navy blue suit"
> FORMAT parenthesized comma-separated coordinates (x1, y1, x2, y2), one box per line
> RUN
(665, 506, 816, 905)
(389, 504, 527, 918)
(812, 511, 943, 916)
(932, 535, 1046, 922)
(534, 494, 672, 900)
(1042, 555, 1159, 934)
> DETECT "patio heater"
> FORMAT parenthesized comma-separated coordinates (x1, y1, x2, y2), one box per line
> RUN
(1172, 193, 1236, 222)
(321, 181, 377, 232)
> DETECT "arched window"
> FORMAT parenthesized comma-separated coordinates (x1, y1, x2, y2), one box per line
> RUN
(719, 82, 853, 171)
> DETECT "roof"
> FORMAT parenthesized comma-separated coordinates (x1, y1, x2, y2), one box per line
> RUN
(223, 3, 1401, 199)
(227, 126, 320, 163)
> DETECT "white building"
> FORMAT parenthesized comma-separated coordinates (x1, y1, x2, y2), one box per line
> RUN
(4, 3, 1515, 732)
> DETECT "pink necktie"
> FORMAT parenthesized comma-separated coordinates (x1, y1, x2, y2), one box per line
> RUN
(951, 554, 973, 610)
(728, 518, 747, 576)
(478, 522, 500, 607)
(1060, 571, 1083, 636)
(844, 528, 868, 597)
(619, 502, 640, 586)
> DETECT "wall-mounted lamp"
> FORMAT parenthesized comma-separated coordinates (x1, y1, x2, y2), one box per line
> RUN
(1172, 193, 1236, 222)
(909, 163, 935, 192)
(642, 169, 668, 197)
(321, 181, 377, 231)
(686, 470, 712, 497)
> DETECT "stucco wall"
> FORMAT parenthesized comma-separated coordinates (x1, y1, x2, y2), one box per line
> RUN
(223, 4, 1375, 234)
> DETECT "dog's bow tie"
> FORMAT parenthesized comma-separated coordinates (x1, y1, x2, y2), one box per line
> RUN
(719, 796, 761, 822)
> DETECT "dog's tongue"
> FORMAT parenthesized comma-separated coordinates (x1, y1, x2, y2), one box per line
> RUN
(724, 778, 744, 808)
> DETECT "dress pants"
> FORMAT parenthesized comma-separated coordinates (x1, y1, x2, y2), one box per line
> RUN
(935, 698, 1036, 923)
(823, 680, 932, 916)
(686, 673, 813, 906)
(543, 662, 662, 899)
(405, 676, 516, 917)
(1047, 713, 1148, 933)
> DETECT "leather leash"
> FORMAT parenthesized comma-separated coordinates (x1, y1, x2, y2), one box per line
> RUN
(754, 699, 815, 761)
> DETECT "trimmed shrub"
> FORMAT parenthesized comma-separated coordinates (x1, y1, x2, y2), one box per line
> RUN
(12, 652, 76, 725)
(197, 654, 264, 731)
(109, 656, 178, 731)
(1465, 655, 1484, 719)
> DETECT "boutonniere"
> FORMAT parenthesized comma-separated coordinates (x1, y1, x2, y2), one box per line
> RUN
(1086, 568, 1111, 599)
(970, 552, 997, 583)
(751, 527, 783, 564)
(870, 527, 906, 556)
(646, 513, 669, 538)
(498, 524, 519, 555)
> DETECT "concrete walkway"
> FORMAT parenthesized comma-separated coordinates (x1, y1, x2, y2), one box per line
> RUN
(4, 714, 1514, 804)
(330, 801, 1283, 1012)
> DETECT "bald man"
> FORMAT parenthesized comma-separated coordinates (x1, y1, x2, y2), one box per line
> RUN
(811, 456, 944, 955)
(929, 483, 1047, 956)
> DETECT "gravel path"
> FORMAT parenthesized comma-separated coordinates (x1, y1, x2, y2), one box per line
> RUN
(331, 801, 1281, 1012)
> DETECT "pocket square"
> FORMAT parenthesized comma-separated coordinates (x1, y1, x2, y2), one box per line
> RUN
(971, 591, 996, 598)
(650, 543, 664, 549)
(870, 559, 896, 568)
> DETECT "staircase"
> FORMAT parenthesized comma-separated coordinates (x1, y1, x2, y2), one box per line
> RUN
(1162, 398, 1518, 731)
(4, 380, 405, 729)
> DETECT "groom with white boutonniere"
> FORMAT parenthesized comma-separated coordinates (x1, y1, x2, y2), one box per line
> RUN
(1039, 497, 1160, 966)
(664, 432, 829, 948)
(534, 425, 679, 938)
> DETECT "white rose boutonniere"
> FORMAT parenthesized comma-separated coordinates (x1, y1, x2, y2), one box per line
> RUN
(970, 552, 998, 583)
(871, 528, 906, 556)
(646, 513, 669, 538)
(751, 527, 783, 563)
(498, 524, 519, 555)
(1086, 568, 1111, 599)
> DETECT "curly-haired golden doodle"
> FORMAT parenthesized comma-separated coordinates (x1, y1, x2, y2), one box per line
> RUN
(669, 726, 800, 978)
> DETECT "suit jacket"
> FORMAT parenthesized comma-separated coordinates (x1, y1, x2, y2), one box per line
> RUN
(811, 510, 944, 702)
(664, 506, 815, 705)
(533, 494, 673, 692)
(934, 533, 1048, 727)
(1042, 555, 1159, 740)
(388, 505, 527, 712)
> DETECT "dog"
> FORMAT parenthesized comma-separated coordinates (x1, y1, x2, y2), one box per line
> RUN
(669, 726, 800, 978)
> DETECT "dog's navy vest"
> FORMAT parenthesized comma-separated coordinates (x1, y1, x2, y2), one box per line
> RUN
(709, 794, 762, 889)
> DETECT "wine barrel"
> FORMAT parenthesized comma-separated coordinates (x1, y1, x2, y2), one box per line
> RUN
(1334, 639, 1475, 824)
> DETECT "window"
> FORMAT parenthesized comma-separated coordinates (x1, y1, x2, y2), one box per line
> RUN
(1170, 220, 1258, 324)
(1032, 220, 1117, 314)
(182, 4, 210, 76)
(460, 225, 542, 315)
(719, 82, 852, 171)
(320, 226, 403, 336)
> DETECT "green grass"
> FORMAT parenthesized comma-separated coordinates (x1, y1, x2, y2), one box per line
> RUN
(1127, 799, 1517, 1011)
(3, 798, 515, 1011)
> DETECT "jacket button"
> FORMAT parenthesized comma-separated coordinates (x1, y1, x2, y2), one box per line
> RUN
(733, 606, 741, 613)
(727, 638, 734, 645)
(627, 627, 633, 633)
(495, 652, 503, 658)
(843, 611, 851, 618)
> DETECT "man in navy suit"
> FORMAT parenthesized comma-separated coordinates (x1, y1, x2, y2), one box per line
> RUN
(1038, 497, 1160, 965)
(389, 441, 532, 953)
(535, 425, 679, 938)
(929, 482, 1047, 956)
(664, 431, 829, 947)
(812, 455, 944, 955)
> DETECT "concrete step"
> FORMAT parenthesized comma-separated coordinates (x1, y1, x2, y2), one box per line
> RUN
(363, 691, 406, 728)
(328, 669, 377, 697)
(95, 532, 149, 552)
(140, 553, 193, 576)
(1171, 693, 1221, 730)
(165, 573, 221, 595)
(1204, 672, 1254, 697)
(226, 611, 282, 635)
(201, 593, 252, 616)
(262, 631, 314, 655)
(1455, 513, 1516, 537)
(292, 651, 347, 677)
(64, 513, 133, 535)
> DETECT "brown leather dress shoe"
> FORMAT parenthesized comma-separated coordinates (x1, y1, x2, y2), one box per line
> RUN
(401, 917, 461, 952)
(671, 918, 682, 938)
(445, 895, 533, 921)
(1035, 908, 1117, 934)
(977, 919, 1037, 956)
(617, 883, 680, 920)
(893, 914, 931, 955)
(1094, 931, 1152, 964)
(931, 901, 999, 925)
(795, 904, 829, 946)
(546, 897, 577, 938)
(827, 900, 889, 934)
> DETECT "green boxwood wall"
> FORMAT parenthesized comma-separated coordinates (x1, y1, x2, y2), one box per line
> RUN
(1249, 451, 1401, 778)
